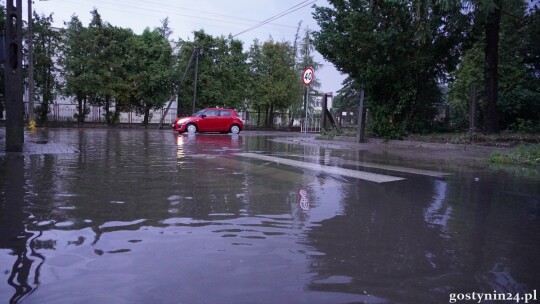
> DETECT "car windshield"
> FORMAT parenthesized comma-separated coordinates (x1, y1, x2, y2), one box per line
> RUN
(193, 110, 205, 117)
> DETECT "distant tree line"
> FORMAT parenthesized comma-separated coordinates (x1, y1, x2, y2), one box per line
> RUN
(0, 7, 319, 128)
(314, 0, 539, 138)
(2, 2, 538, 135)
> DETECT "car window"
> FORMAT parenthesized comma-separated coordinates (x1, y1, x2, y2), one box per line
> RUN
(205, 110, 218, 117)
(219, 110, 231, 117)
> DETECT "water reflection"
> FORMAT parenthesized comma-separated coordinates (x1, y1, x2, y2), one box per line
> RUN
(0, 155, 43, 302)
(0, 129, 539, 303)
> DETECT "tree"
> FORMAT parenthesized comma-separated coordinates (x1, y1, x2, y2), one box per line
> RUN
(333, 77, 361, 114)
(85, 9, 135, 125)
(0, 3, 5, 119)
(296, 26, 321, 122)
(247, 39, 299, 128)
(176, 30, 249, 115)
(60, 15, 92, 123)
(32, 12, 61, 122)
(449, 1, 540, 131)
(313, 0, 467, 138)
(129, 26, 175, 126)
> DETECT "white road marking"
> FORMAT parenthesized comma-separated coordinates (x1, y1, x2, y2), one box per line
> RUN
(276, 154, 450, 177)
(235, 153, 405, 183)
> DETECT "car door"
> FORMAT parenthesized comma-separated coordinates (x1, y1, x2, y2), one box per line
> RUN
(197, 109, 219, 131)
(217, 110, 234, 131)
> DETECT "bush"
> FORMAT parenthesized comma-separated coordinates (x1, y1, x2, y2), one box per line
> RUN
(490, 144, 540, 166)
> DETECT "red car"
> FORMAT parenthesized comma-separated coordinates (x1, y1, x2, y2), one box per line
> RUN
(172, 108, 244, 134)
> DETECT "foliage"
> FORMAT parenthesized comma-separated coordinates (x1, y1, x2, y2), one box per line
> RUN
(0, 3, 5, 119)
(129, 24, 175, 126)
(295, 25, 321, 119)
(491, 144, 540, 166)
(405, 131, 540, 146)
(448, 2, 540, 131)
(333, 77, 360, 114)
(313, 0, 467, 139)
(87, 11, 138, 125)
(176, 30, 249, 116)
(247, 39, 299, 127)
(59, 15, 92, 123)
(32, 12, 61, 122)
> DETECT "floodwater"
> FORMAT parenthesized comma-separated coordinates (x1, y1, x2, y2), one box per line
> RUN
(0, 129, 539, 304)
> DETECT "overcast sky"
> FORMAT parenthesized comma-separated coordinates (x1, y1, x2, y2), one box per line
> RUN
(27, 0, 346, 94)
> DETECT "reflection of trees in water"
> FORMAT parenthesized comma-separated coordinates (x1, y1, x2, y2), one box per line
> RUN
(304, 171, 540, 302)
(303, 177, 467, 303)
(445, 171, 539, 293)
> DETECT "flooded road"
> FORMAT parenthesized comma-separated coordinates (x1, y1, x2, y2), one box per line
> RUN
(1, 129, 539, 303)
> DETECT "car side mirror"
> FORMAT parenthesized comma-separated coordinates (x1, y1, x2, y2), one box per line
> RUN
(201, 114, 207, 118)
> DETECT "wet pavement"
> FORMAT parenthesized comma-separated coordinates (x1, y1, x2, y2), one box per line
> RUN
(0, 128, 539, 303)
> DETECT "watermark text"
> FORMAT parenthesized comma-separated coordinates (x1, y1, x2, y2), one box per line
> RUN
(449, 290, 537, 303)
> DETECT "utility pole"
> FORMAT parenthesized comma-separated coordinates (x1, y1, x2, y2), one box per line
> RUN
(28, 0, 35, 122)
(356, 86, 366, 143)
(5, 0, 24, 152)
(469, 83, 477, 136)
(191, 47, 202, 115)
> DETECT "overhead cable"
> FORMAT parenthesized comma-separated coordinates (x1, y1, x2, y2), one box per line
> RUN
(232, 0, 317, 38)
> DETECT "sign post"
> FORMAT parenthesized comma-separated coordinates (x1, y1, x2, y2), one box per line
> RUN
(302, 67, 314, 134)
(5, 0, 24, 152)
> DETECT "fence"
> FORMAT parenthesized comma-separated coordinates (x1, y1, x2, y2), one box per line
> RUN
(6, 102, 326, 132)
(17, 102, 178, 126)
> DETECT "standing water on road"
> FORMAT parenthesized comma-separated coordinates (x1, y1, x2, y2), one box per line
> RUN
(1, 129, 539, 303)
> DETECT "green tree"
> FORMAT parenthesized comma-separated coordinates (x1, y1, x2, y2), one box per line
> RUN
(59, 15, 92, 123)
(333, 77, 361, 114)
(129, 26, 175, 126)
(247, 39, 299, 128)
(86, 9, 134, 125)
(32, 12, 61, 122)
(313, 0, 466, 138)
(296, 27, 321, 122)
(176, 30, 249, 116)
(0, 3, 5, 119)
(449, 1, 540, 131)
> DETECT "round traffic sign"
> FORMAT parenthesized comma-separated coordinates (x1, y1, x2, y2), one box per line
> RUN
(302, 67, 314, 86)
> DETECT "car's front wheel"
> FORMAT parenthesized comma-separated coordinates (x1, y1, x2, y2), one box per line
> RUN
(187, 124, 197, 134)
(230, 125, 240, 134)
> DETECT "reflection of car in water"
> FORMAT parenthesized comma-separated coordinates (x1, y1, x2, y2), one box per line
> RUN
(175, 133, 243, 156)
(172, 108, 244, 134)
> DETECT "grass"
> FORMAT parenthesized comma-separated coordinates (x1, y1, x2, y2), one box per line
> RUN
(405, 132, 539, 147)
(490, 144, 540, 166)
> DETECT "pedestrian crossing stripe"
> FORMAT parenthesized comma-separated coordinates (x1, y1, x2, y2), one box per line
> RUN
(235, 153, 405, 183)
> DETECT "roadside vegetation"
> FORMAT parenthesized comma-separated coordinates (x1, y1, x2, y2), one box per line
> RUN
(490, 144, 540, 166)
(0, 1, 538, 139)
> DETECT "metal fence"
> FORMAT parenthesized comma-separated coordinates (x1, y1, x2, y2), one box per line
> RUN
(17, 102, 179, 125)
(5, 103, 326, 132)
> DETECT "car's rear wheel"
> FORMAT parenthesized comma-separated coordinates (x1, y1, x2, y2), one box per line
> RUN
(187, 124, 197, 134)
(230, 125, 240, 134)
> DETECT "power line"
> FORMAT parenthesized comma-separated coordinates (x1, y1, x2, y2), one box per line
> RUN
(232, 0, 317, 38)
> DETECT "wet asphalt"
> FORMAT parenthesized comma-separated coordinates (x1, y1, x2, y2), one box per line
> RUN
(0, 128, 538, 303)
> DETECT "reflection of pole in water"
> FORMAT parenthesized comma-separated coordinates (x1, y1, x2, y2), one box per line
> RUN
(8, 231, 45, 303)
(0, 155, 44, 302)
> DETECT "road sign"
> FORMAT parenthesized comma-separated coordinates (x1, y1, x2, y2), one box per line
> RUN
(302, 67, 314, 86)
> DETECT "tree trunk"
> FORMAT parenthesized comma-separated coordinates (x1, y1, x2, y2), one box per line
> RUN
(264, 105, 270, 128)
(483, 3, 501, 134)
(143, 105, 151, 126)
(269, 104, 275, 128)
(105, 96, 111, 125)
(77, 95, 84, 123)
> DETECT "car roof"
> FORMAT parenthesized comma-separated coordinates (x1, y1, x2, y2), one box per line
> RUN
(202, 108, 235, 110)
